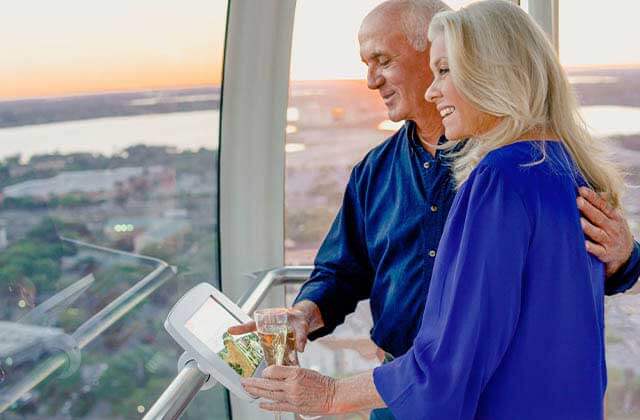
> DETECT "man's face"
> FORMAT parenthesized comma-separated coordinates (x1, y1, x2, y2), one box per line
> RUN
(358, 18, 433, 123)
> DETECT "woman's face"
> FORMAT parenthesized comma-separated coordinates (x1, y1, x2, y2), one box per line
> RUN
(425, 35, 500, 140)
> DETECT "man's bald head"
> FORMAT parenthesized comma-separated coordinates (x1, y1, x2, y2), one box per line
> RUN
(360, 0, 451, 52)
(358, 0, 450, 142)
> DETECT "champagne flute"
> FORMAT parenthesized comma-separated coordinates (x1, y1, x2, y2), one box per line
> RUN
(254, 308, 297, 420)
(255, 309, 320, 420)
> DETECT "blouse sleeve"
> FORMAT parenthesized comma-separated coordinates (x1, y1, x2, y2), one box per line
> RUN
(605, 240, 640, 295)
(373, 165, 531, 420)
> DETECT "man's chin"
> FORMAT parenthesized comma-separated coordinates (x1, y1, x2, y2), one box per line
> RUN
(386, 112, 406, 123)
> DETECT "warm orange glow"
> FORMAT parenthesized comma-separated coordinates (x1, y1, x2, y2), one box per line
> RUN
(2, 55, 223, 99)
(2, 0, 639, 98)
(0, 0, 227, 100)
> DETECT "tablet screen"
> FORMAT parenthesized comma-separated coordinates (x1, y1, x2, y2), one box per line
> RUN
(184, 295, 263, 378)
(185, 295, 240, 353)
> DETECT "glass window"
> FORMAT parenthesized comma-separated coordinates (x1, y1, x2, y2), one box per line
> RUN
(0, 1, 229, 418)
(284, 0, 487, 264)
(285, 0, 386, 267)
(285, 3, 402, 419)
(559, 1, 640, 417)
(286, 1, 637, 418)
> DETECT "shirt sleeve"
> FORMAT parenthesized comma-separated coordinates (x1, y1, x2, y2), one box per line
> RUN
(293, 171, 374, 340)
(605, 240, 640, 295)
(373, 166, 531, 420)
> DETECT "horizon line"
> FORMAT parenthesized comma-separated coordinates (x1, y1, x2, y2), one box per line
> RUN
(2, 63, 640, 102)
(0, 83, 222, 104)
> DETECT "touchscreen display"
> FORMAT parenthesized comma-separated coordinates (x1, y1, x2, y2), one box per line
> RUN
(184, 295, 263, 377)
(185, 296, 240, 353)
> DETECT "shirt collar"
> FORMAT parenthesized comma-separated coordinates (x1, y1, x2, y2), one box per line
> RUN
(405, 120, 448, 159)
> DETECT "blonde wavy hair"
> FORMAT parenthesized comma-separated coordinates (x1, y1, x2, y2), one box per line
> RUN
(428, 0, 624, 207)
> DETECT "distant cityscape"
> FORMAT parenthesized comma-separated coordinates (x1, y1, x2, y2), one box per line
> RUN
(0, 87, 221, 130)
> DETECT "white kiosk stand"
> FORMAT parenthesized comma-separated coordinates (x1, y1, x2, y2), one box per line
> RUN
(164, 283, 266, 401)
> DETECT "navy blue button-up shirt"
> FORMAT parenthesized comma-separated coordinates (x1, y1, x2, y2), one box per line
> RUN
(294, 121, 640, 357)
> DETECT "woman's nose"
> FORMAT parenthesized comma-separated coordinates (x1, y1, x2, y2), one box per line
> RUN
(425, 81, 440, 103)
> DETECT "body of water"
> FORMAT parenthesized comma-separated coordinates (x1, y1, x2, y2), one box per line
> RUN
(0, 106, 638, 163)
(0, 110, 220, 161)
(580, 106, 640, 138)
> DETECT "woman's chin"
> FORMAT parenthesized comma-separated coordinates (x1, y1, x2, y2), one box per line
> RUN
(444, 127, 465, 141)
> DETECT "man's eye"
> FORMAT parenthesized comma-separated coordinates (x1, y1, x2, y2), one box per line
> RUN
(379, 59, 390, 66)
(439, 67, 449, 75)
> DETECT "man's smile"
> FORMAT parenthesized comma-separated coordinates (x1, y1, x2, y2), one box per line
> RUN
(382, 91, 396, 103)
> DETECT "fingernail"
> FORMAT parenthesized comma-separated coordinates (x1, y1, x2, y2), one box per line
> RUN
(577, 197, 583, 207)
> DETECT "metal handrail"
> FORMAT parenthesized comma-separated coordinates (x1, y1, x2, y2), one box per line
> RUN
(0, 237, 177, 413)
(143, 265, 313, 420)
(239, 266, 315, 314)
(142, 360, 210, 420)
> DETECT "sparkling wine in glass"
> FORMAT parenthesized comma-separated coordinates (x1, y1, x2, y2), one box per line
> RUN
(254, 308, 298, 420)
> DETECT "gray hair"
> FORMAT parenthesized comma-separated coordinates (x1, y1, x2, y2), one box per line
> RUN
(396, 0, 452, 51)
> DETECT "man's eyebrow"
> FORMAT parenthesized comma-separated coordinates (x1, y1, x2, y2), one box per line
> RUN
(362, 51, 388, 62)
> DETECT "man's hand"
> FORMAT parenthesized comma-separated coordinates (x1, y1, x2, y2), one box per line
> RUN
(577, 187, 634, 277)
(241, 365, 336, 415)
(228, 300, 324, 352)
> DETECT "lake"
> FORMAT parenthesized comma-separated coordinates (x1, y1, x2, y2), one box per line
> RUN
(0, 106, 638, 162)
(0, 110, 220, 161)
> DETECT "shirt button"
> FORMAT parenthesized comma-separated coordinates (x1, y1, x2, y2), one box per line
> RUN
(430, 205, 438, 212)
(423, 162, 431, 169)
(429, 250, 437, 258)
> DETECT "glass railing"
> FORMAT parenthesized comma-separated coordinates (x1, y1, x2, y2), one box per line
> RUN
(0, 235, 229, 419)
(0, 237, 175, 413)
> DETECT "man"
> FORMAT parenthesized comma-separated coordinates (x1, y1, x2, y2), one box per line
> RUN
(232, 0, 640, 417)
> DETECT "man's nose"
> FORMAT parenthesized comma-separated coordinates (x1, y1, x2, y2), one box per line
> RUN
(367, 68, 384, 90)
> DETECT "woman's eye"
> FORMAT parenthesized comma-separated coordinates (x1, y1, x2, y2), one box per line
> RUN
(439, 67, 449, 76)
(379, 59, 390, 66)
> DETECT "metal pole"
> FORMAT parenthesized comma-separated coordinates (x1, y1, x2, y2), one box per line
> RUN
(142, 360, 209, 420)
(240, 266, 314, 315)
(525, 0, 559, 52)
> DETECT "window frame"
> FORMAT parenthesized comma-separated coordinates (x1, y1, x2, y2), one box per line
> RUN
(219, 0, 297, 419)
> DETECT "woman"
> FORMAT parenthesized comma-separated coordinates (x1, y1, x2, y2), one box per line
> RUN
(242, 1, 624, 418)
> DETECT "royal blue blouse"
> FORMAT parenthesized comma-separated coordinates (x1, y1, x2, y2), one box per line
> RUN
(374, 141, 607, 419)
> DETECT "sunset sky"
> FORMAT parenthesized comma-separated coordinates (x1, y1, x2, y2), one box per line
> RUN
(1, 0, 638, 100)
(1, 0, 226, 99)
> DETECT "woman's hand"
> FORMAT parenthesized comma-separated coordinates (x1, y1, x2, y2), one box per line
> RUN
(241, 365, 336, 415)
